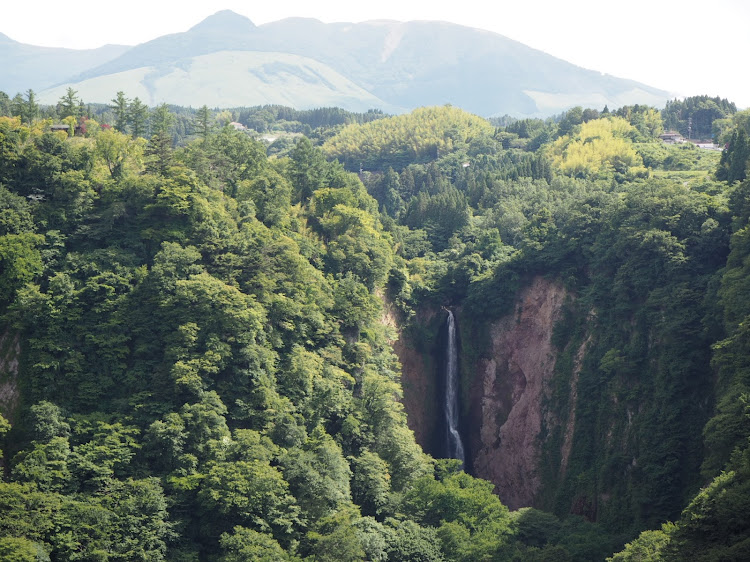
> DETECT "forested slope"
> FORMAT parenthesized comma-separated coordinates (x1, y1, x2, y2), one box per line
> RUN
(0, 111, 609, 561)
(327, 101, 750, 560)
(0, 96, 749, 561)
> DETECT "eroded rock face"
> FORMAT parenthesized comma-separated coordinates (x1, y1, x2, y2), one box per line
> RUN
(0, 330, 21, 426)
(384, 304, 443, 457)
(392, 277, 587, 505)
(395, 332, 435, 450)
(469, 277, 568, 509)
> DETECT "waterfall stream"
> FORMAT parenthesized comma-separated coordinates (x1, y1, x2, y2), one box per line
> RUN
(445, 310, 465, 465)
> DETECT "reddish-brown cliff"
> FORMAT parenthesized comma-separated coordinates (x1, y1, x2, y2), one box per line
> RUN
(468, 277, 570, 509)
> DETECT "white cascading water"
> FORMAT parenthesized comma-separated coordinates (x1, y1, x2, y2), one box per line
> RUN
(445, 310, 465, 465)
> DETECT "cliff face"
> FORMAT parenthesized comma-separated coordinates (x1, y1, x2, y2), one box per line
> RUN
(384, 303, 443, 457)
(467, 277, 571, 509)
(394, 278, 582, 508)
(393, 276, 582, 509)
(388, 268, 713, 529)
(0, 331, 20, 422)
(394, 333, 437, 452)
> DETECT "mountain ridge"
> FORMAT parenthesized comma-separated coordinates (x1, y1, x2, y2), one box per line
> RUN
(3, 10, 671, 116)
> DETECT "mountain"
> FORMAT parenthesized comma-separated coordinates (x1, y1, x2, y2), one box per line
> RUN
(0, 32, 129, 97)
(39, 51, 396, 112)
(4, 10, 670, 116)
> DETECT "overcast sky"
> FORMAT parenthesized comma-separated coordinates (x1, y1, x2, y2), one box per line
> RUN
(4, 0, 749, 108)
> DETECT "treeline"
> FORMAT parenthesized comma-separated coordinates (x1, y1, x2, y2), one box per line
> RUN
(322, 105, 495, 171)
(0, 89, 388, 148)
(233, 105, 386, 134)
(662, 95, 736, 139)
(607, 147, 750, 562)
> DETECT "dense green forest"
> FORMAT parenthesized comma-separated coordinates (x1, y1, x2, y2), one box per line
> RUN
(1, 88, 750, 561)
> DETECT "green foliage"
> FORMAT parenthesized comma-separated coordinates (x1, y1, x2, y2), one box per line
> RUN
(3, 97, 750, 562)
(0, 536, 49, 561)
(219, 526, 295, 562)
(19, 90, 39, 125)
(546, 116, 647, 179)
(306, 505, 366, 562)
(128, 97, 149, 139)
(236, 105, 385, 133)
(636, 141, 719, 173)
(280, 426, 351, 521)
(404, 186, 471, 250)
(606, 524, 673, 561)
(716, 128, 749, 183)
(288, 136, 335, 201)
(145, 104, 176, 175)
(95, 128, 144, 179)
(323, 105, 494, 171)
(384, 519, 445, 561)
(609, 445, 750, 561)
(313, 189, 394, 289)
(110, 91, 129, 134)
(663, 96, 736, 139)
(57, 88, 81, 120)
(0, 477, 170, 560)
(0, 112, 451, 560)
(198, 458, 300, 543)
(0, 412, 10, 462)
(511, 508, 562, 549)
(0, 232, 43, 305)
(402, 466, 515, 560)
(614, 104, 664, 139)
(0, 91, 11, 117)
(350, 450, 392, 518)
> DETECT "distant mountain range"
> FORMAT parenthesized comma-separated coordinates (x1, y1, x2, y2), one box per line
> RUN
(1, 11, 671, 117)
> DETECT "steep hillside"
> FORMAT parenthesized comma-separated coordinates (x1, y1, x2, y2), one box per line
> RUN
(0, 114, 615, 561)
(2, 99, 749, 560)
(373, 103, 745, 556)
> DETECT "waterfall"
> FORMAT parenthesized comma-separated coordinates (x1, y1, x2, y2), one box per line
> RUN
(445, 310, 465, 465)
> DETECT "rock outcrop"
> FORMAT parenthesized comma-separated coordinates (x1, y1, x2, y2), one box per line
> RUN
(393, 276, 589, 508)
(469, 277, 569, 509)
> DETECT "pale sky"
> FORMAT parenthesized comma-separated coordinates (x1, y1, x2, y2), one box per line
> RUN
(3, 0, 749, 108)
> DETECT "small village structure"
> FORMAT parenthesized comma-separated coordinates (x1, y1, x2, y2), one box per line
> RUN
(659, 130, 720, 150)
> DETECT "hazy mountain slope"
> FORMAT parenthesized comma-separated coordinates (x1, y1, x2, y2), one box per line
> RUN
(3, 11, 671, 116)
(38, 50, 396, 111)
(71, 10, 260, 81)
(0, 32, 129, 96)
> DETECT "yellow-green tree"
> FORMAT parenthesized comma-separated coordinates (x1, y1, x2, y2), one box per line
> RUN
(323, 105, 493, 171)
(546, 116, 646, 178)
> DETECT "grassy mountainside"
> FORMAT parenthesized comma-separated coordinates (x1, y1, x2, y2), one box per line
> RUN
(38, 51, 393, 111)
